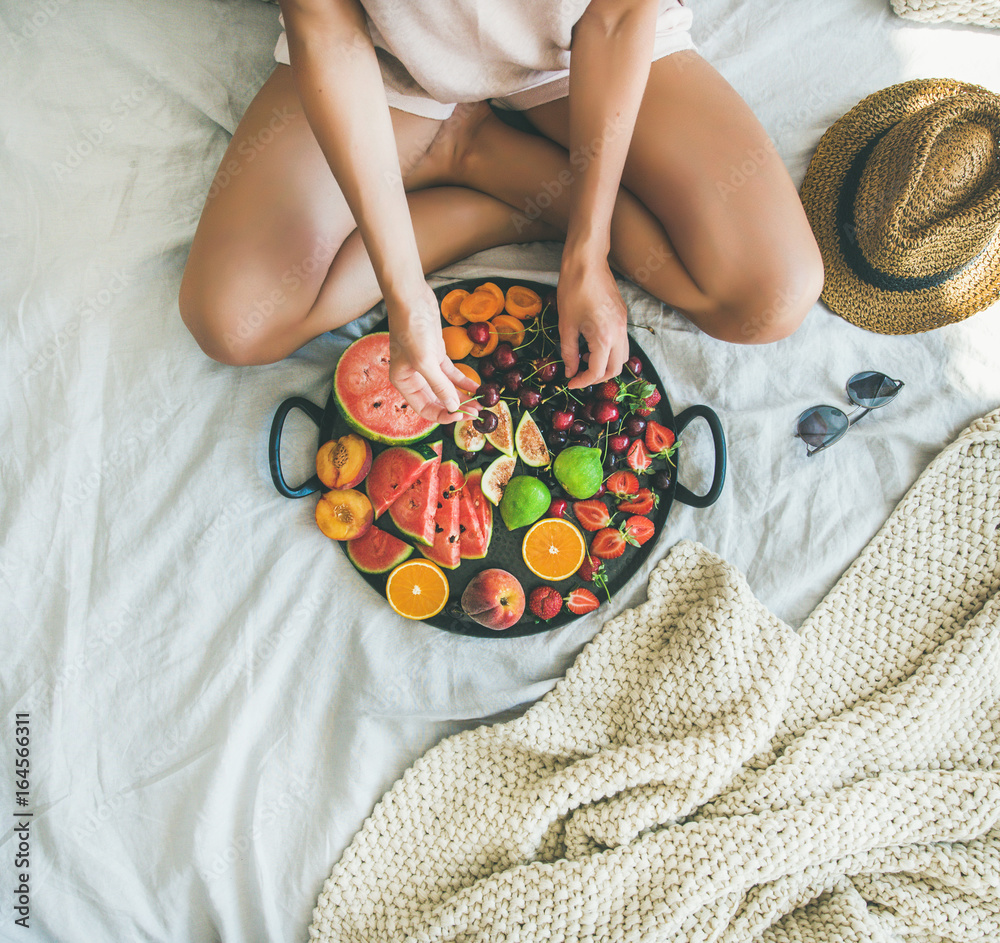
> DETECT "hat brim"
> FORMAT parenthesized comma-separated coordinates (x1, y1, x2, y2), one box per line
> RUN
(800, 78, 1000, 335)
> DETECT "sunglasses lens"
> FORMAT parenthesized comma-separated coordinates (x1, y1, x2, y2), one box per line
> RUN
(796, 405, 849, 449)
(847, 371, 902, 409)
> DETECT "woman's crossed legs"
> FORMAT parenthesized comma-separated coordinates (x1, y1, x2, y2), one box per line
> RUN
(179, 51, 823, 366)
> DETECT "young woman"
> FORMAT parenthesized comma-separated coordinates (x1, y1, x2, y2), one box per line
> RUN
(179, 0, 824, 425)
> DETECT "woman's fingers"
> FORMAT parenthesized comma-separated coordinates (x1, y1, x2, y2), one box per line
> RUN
(560, 329, 582, 383)
(442, 361, 481, 415)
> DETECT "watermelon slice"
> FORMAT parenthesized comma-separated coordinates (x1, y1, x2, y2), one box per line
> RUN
(388, 452, 441, 546)
(419, 460, 463, 570)
(334, 333, 437, 444)
(366, 441, 442, 518)
(465, 468, 493, 553)
(457, 483, 487, 560)
(345, 525, 412, 574)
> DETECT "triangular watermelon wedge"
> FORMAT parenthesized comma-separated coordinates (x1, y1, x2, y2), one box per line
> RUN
(419, 460, 463, 570)
(388, 451, 441, 546)
(457, 482, 487, 560)
(366, 441, 442, 518)
(465, 468, 493, 554)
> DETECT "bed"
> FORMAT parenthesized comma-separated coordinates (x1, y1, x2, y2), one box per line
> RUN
(2, 0, 998, 940)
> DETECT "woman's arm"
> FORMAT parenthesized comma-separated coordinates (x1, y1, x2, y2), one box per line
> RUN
(278, 0, 476, 422)
(558, 0, 660, 388)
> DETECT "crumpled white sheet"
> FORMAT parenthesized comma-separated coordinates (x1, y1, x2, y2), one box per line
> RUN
(0, 0, 998, 941)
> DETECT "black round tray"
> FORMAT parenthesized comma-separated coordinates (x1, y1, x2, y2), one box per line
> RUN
(269, 277, 726, 637)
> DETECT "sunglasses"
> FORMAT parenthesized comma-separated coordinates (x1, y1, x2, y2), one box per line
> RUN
(795, 371, 904, 456)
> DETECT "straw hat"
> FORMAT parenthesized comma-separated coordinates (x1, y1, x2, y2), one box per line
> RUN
(799, 77, 1000, 334)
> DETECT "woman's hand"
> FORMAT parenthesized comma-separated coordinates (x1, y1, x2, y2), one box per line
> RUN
(387, 281, 480, 425)
(558, 253, 629, 389)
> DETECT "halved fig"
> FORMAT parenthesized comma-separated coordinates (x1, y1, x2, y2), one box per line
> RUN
(454, 419, 486, 453)
(481, 455, 516, 506)
(484, 401, 514, 457)
(316, 433, 373, 490)
(514, 410, 550, 468)
(315, 488, 374, 541)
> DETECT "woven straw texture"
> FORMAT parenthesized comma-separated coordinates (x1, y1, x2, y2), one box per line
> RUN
(309, 408, 1000, 942)
(891, 0, 1000, 27)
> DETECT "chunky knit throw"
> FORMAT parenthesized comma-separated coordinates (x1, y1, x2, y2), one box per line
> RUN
(309, 408, 1000, 942)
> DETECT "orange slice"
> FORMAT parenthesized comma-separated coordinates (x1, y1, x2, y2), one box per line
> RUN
(455, 362, 482, 387)
(386, 559, 450, 620)
(522, 518, 586, 582)
(441, 289, 470, 326)
(442, 325, 474, 360)
(468, 321, 498, 358)
(505, 285, 543, 320)
(491, 314, 526, 349)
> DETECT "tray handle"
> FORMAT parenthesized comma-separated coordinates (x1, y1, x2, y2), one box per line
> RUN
(673, 405, 726, 509)
(268, 396, 325, 498)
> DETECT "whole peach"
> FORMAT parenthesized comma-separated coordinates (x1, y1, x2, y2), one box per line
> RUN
(461, 568, 525, 630)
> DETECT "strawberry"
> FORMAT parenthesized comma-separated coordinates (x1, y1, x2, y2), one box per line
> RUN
(590, 527, 626, 560)
(597, 380, 622, 402)
(605, 470, 639, 498)
(564, 587, 600, 615)
(578, 553, 611, 601)
(573, 499, 612, 532)
(616, 487, 657, 515)
(529, 586, 563, 621)
(631, 382, 662, 417)
(644, 420, 677, 462)
(578, 553, 605, 582)
(626, 439, 653, 475)
(622, 515, 655, 547)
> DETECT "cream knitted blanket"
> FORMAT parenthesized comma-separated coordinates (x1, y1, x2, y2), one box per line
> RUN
(309, 408, 1000, 943)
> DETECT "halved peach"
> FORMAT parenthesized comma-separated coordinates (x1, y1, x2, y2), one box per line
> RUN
(316, 488, 374, 541)
(491, 314, 525, 349)
(316, 433, 372, 490)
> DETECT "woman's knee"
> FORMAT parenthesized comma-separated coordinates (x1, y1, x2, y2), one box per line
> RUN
(178, 276, 285, 367)
(701, 239, 824, 345)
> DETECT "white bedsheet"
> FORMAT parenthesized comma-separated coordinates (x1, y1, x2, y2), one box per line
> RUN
(1, 1, 998, 940)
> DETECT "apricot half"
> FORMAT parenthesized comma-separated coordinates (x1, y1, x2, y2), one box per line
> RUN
(316, 433, 372, 490)
(316, 488, 374, 541)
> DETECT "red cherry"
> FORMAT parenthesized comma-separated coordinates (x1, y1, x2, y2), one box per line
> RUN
(467, 323, 490, 345)
(626, 356, 643, 377)
(548, 498, 568, 519)
(608, 434, 630, 454)
(594, 401, 620, 424)
(551, 411, 574, 432)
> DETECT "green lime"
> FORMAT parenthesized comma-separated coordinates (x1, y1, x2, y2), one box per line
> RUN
(499, 475, 551, 530)
(552, 446, 604, 499)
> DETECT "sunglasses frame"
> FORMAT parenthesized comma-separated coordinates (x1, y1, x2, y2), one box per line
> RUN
(795, 371, 904, 457)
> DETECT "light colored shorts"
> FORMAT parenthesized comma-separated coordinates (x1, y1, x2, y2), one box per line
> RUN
(273, 2, 697, 121)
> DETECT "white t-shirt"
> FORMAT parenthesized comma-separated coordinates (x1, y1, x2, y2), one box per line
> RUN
(273, 1, 694, 119)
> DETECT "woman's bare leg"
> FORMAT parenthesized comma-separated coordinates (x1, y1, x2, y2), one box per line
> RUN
(178, 66, 559, 366)
(449, 51, 824, 343)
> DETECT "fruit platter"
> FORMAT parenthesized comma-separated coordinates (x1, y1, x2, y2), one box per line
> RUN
(269, 277, 725, 638)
